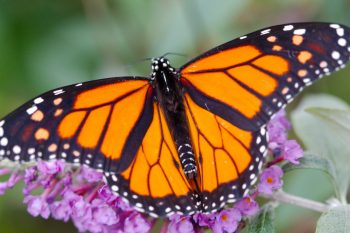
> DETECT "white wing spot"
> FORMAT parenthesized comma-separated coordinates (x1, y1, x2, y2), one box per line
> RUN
(111, 185, 119, 192)
(250, 174, 256, 180)
(135, 203, 143, 208)
(336, 28, 345, 37)
(0, 127, 3, 137)
(53, 89, 65, 95)
(26, 106, 38, 115)
(13, 145, 21, 154)
(338, 38, 347, 47)
(27, 148, 35, 154)
(260, 29, 271, 35)
(240, 36, 247, 40)
(259, 145, 266, 153)
(34, 97, 44, 104)
(293, 28, 306, 35)
(303, 78, 311, 84)
(256, 136, 261, 144)
(75, 83, 83, 87)
(283, 25, 294, 31)
(112, 175, 118, 182)
(0, 137, 8, 146)
(73, 158, 80, 163)
(332, 51, 341, 60)
(0, 120, 4, 127)
(330, 24, 340, 29)
(249, 164, 254, 171)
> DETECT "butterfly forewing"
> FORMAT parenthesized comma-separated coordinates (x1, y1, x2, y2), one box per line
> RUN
(180, 22, 350, 131)
(0, 77, 153, 173)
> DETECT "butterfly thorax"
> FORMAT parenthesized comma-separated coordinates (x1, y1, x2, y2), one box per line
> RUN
(151, 57, 198, 180)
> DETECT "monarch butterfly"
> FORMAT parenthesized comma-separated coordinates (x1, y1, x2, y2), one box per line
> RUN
(0, 22, 349, 218)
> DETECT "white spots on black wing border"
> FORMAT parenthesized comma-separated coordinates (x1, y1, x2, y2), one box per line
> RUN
(26, 105, 38, 115)
(332, 51, 341, 60)
(283, 25, 294, 31)
(293, 28, 306, 35)
(260, 28, 271, 35)
(53, 89, 65, 96)
(104, 172, 199, 218)
(327, 23, 350, 73)
(34, 97, 44, 104)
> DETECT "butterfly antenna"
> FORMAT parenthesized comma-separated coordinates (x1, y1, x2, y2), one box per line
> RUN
(162, 52, 188, 59)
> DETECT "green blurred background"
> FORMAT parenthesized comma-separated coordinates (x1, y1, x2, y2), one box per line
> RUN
(0, 0, 349, 232)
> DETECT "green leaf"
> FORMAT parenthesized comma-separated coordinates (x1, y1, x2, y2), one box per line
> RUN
(316, 205, 350, 233)
(282, 153, 339, 198)
(247, 205, 275, 233)
(291, 94, 350, 203)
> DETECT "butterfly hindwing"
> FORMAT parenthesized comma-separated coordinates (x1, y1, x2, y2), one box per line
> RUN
(183, 93, 267, 213)
(105, 103, 199, 217)
(0, 77, 153, 173)
(180, 22, 350, 131)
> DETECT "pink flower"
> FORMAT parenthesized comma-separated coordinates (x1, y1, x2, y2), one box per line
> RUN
(283, 140, 303, 164)
(212, 208, 241, 233)
(168, 214, 194, 233)
(258, 165, 284, 194)
(235, 196, 259, 216)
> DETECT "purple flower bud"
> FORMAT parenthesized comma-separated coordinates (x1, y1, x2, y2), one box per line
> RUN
(258, 165, 283, 195)
(79, 166, 103, 183)
(0, 171, 22, 195)
(212, 208, 241, 233)
(123, 212, 151, 233)
(235, 196, 259, 216)
(98, 185, 118, 204)
(91, 199, 119, 226)
(51, 200, 72, 222)
(168, 214, 194, 233)
(37, 160, 65, 175)
(283, 140, 303, 164)
(24, 167, 37, 184)
(24, 195, 50, 219)
(193, 212, 216, 227)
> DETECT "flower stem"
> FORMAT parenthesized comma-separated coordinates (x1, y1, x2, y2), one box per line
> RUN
(261, 190, 329, 213)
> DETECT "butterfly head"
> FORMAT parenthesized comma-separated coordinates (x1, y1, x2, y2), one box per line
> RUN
(150, 57, 176, 81)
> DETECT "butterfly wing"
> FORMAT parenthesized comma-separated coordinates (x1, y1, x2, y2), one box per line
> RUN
(105, 103, 198, 217)
(184, 93, 267, 213)
(179, 22, 350, 212)
(180, 22, 350, 131)
(0, 77, 154, 173)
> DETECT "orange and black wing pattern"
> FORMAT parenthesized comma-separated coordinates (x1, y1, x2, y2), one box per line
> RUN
(184, 93, 267, 213)
(105, 103, 199, 217)
(0, 77, 153, 173)
(180, 22, 350, 131)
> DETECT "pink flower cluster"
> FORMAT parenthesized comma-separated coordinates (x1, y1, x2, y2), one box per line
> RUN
(0, 110, 303, 233)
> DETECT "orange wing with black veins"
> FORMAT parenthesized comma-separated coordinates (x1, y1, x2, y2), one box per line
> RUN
(105, 103, 199, 218)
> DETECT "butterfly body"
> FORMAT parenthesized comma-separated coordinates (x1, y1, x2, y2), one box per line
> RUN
(0, 22, 350, 217)
(152, 57, 198, 179)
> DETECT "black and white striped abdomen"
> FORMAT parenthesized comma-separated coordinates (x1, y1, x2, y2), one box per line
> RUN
(178, 143, 197, 179)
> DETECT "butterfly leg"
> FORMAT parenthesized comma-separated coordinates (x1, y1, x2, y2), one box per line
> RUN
(178, 143, 197, 180)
